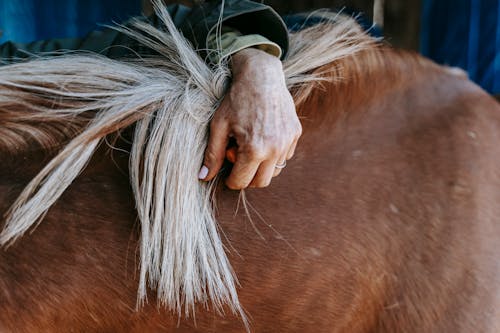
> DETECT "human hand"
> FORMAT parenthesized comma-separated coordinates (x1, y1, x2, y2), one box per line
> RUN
(198, 48, 302, 189)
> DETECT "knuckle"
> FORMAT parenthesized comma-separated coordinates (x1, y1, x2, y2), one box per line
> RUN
(286, 128, 301, 144)
(288, 117, 301, 134)
(246, 144, 267, 160)
(267, 144, 281, 157)
(205, 149, 219, 163)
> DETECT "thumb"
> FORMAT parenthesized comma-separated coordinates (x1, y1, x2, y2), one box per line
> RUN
(199, 120, 230, 181)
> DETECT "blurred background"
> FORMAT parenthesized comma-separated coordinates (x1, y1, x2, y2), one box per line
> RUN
(0, 0, 498, 95)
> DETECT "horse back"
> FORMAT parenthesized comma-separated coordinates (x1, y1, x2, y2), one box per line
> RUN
(0, 48, 499, 332)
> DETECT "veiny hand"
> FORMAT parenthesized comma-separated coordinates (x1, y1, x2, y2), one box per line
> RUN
(198, 48, 302, 189)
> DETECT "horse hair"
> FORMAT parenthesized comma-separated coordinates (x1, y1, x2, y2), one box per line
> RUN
(0, 1, 375, 327)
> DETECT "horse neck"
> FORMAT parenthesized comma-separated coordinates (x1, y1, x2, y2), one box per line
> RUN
(296, 46, 439, 129)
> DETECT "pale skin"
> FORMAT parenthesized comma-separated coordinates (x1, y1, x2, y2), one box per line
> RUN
(198, 48, 302, 189)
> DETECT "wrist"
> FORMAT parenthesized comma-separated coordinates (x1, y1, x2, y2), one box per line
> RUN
(231, 48, 282, 76)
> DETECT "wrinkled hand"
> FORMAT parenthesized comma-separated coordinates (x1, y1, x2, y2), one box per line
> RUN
(198, 48, 302, 189)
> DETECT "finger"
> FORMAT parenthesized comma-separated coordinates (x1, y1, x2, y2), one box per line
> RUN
(250, 159, 279, 188)
(225, 154, 262, 190)
(199, 120, 230, 181)
(273, 153, 288, 177)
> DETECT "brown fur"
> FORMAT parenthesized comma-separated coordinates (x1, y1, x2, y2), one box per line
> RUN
(1, 44, 499, 332)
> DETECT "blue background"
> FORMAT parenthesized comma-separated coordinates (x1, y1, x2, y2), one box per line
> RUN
(0, 0, 140, 43)
(421, 0, 500, 94)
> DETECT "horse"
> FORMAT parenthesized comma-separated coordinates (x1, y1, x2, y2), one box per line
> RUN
(0, 4, 499, 333)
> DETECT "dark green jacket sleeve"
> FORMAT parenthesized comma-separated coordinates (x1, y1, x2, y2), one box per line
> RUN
(0, 1, 288, 64)
(178, 0, 288, 59)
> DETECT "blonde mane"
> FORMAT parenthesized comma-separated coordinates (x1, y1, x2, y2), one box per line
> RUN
(0, 2, 376, 327)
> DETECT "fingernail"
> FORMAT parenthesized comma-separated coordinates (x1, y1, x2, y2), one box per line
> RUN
(198, 165, 209, 179)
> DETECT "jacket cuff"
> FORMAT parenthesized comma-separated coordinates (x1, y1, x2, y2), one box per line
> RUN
(206, 27, 281, 63)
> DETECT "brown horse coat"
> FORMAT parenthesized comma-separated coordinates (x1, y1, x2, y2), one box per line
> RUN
(0, 28, 499, 333)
